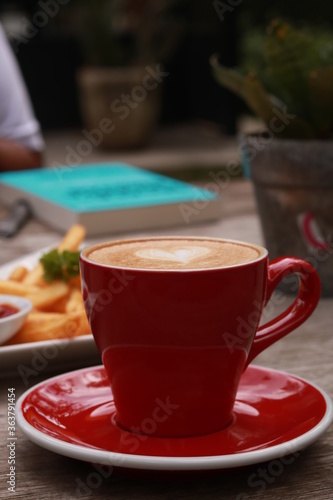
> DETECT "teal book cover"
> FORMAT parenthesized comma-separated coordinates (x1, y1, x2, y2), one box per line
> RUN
(0, 163, 221, 235)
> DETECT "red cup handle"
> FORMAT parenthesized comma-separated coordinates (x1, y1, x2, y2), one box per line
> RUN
(246, 257, 321, 367)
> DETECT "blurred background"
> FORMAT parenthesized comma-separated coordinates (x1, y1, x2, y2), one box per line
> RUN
(1, 0, 333, 173)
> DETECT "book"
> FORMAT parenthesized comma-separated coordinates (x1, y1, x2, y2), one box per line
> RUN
(0, 163, 222, 236)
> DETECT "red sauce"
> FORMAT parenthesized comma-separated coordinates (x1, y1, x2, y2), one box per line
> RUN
(0, 303, 19, 319)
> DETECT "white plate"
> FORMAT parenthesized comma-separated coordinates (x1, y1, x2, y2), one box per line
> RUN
(0, 249, 99, 378)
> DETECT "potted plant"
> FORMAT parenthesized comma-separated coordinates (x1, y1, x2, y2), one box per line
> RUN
(211, 19, 333, 296)
(72, 0, 183, 149)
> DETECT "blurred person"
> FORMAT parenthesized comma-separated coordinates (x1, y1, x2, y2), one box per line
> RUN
(0, 22, 44, 171)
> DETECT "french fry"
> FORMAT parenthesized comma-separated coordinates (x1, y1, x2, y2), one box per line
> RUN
(26, 281, 69, 309)
(22, 263, 44, 287)
(68, 275, 82, 290)
(58, 224, 86, 252)
(61, 310, 90, 338)
(66, 288, 85, 313)
(0, 279, 39, 296)
(27, 311, 66, 321)
(8, 266, 29, 282)
(46, 295, 70, 313)
(5, 310, 90, 344)
(1, 224, 91, 347)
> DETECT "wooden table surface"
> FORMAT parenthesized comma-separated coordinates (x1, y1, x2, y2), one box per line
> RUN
(0, 179, 332, 499)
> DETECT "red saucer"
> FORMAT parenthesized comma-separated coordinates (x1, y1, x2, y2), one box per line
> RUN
(17, 365, 332, 471)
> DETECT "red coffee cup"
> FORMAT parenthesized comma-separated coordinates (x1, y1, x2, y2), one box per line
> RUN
(80, 237, 321, 438)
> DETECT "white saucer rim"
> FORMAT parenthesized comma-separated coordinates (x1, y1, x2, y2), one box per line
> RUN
(16, 365, 333, 471)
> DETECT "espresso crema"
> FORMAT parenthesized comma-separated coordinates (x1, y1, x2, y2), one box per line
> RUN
(86, 238, 261, 270)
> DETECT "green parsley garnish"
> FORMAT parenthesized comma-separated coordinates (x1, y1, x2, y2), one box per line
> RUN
(40, 249, 80, 283)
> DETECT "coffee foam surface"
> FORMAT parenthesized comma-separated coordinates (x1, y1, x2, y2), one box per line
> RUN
(87, 239, 261, 270)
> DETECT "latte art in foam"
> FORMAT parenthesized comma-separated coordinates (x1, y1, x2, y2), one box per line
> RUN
(86, 238, 261, 270)
(135, 246, 211, 264)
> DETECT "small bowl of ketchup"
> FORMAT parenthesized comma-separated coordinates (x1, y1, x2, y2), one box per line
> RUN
(0, 295, 32, 345)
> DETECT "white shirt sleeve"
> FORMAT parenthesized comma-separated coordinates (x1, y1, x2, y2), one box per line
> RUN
(0, 23, 44, 152)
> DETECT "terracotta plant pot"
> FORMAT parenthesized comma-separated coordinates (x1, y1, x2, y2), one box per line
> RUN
(77, 66, 162, 149)
(241, 135, 333, 296)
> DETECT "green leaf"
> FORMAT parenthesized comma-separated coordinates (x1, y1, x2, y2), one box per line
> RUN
(62, 250, 81, 281)
(308, 67, 333, 138)
(212, 19, 333, 139)
(40, 249, 80, 283)
(263, 20, 322, 119)
(210, 55, 315, 138)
